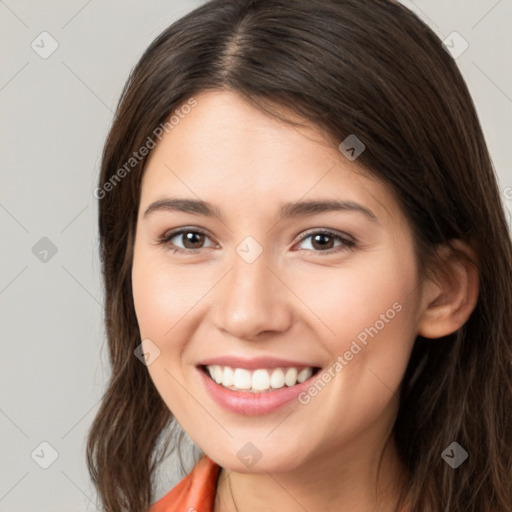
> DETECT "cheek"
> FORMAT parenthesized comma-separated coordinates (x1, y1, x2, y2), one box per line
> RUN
(286, 255, 420, 446)
(291, 248, 420, 393)
(295, 249, 418, 341)
(132, 255, 168, 340)
(132, 247, 201, 341)
(131, 249, 204, 415)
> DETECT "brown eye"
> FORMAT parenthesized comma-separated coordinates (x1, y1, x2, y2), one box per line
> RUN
(295, 230, 356, 254)
(310, 233, 336, 250)
(179, 231, 206, 249)
(159, 228, 215, 254)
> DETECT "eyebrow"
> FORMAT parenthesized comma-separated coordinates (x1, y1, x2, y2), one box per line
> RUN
(143, 198, 378, 223)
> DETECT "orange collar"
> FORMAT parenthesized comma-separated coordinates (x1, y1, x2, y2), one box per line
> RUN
(150, 454, 411, 512)
(149, 455, 220, 512)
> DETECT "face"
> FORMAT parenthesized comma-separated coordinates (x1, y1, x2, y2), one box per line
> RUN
(132, 90, 425, 474)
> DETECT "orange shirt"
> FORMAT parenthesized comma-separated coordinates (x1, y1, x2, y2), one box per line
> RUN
(149, 454, 410, 512)
(149, 455, 220, 512)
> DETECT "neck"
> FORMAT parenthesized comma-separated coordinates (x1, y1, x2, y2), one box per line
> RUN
(214, 431, 408, 512)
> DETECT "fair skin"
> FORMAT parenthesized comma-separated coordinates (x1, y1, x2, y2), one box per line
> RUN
(131, 90, 478, 512)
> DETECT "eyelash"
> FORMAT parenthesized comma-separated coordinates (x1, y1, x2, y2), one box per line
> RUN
(157, 227, 357, 256)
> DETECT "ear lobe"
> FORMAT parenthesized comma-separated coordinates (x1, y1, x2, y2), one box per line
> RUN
(417, 240, 479, 339)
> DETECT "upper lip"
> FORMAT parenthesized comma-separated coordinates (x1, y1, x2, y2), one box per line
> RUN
(197, 355, 319, 370)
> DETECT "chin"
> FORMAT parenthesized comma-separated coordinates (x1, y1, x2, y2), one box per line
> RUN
(203, 439, 311, 474)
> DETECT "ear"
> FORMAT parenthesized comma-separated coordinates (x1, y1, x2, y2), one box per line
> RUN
(417, 240, 479, 339)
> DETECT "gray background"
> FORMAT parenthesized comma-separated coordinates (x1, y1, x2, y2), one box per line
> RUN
(1, 1, 511, 510)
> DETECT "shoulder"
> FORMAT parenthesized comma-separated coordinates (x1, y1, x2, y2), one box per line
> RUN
(148, 454, 221, 512)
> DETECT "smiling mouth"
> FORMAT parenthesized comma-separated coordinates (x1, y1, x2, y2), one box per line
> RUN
(200, 364, 321, 393)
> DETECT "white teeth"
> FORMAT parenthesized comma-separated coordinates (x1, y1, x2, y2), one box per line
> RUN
(233, 368, 252, 390)
(213, 365, 223, 384)
(205, 365, 315, 392)
(223, 366, 234, 387)
(252, 369, 270, 391)
(284, 368, 298, 386)
(270, 368, 285, 389)
(297, 367, 313, 383)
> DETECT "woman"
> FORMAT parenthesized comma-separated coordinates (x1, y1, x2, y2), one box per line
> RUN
(86, 1, 512, 511)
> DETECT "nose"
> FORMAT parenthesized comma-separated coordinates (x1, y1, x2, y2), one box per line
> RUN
(212, 251, 293, 341)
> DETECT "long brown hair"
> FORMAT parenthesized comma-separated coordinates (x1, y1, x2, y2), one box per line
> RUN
(86, 1, 512, 510)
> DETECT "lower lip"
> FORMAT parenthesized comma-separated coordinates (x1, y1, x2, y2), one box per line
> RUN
(198, 367, 317, 416)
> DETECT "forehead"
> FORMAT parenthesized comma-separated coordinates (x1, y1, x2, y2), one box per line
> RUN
(140, 90, 400, 224)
